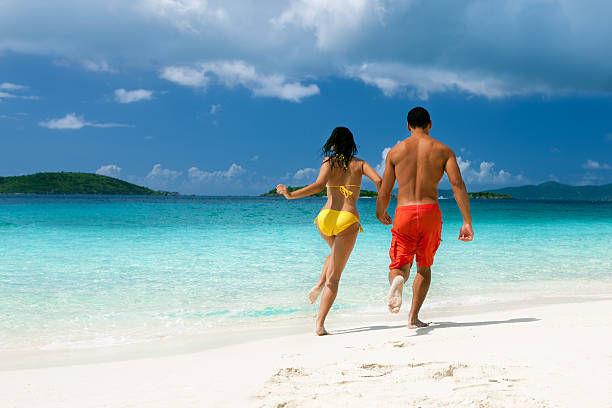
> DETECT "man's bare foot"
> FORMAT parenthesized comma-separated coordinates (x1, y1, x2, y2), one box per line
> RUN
(408, 319, 429, 329)
(387, 276, 405, 313)
(315, 325, 328, 336)
(308, 285, 323, 304)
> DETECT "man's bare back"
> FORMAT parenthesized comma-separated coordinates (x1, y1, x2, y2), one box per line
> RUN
(375, 106, 473, 328)
(387, 135, 451, 206)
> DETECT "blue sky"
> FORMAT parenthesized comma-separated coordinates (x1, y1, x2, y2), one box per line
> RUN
(1, 0, 611, 195)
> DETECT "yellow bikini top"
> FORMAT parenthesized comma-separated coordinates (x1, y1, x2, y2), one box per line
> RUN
(327, 184, 360, 198)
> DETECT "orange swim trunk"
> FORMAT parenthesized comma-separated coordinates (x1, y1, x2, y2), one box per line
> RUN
(389, 203, 442, 269)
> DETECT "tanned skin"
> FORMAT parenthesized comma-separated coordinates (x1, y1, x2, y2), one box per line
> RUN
(277, 158, 381, 335)
(376, 120, 473, 328)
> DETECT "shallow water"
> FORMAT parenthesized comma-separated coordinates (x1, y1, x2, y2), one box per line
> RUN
(1, 195, 611, 352)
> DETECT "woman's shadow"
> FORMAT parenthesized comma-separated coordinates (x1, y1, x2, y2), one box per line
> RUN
(331, 317, 539, 336)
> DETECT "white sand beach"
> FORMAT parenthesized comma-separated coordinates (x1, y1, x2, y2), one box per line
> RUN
(2, 297, 611, 408)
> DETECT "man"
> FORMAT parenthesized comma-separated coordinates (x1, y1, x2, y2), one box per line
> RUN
(376, 107, 474, 328)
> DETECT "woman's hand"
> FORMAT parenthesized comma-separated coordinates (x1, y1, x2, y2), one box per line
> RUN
(276, 184, 292, 199)
(376, 210, 392, 225)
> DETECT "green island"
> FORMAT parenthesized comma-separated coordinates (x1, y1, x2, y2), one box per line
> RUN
(467, 191, 513, 199)
(261, 186, 380, 197)
(0, 172, 177, 195)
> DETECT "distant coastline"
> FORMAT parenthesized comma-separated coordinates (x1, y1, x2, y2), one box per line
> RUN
(1, 174, 610, 201)
(0, 172, 177, 195)
(262, 181, 612, 201)
(261, 186, 510, 199)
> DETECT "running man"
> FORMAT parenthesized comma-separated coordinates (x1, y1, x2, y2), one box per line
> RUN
(376, 107, 474, 328)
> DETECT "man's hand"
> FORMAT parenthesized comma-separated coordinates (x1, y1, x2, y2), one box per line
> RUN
(376, 211, 392, 226)
(458, 223, 474, 241)
(276, 184, 291, 199)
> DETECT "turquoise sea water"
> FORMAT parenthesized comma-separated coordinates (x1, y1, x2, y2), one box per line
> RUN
(1, 195, 611, 354)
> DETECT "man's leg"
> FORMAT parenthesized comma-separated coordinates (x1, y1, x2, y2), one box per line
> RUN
(408, 265, 431, 328)
(387, 263, 411, 314)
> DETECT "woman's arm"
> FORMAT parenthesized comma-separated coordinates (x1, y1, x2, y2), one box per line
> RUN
(276, 160, 331, 199)
(375, 152, 395, 225)
(362, 160, 382, 191)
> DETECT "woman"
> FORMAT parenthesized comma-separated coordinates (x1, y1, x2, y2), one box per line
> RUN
(276, 127, 382, 335)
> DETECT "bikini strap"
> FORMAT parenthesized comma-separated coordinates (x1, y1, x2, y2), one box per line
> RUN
(326, 185, 360, 198)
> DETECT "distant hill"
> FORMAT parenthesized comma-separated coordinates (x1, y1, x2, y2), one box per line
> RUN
(261, 186, 380, 197)
(439, 181, 612, 201)
(0, 172, 176, 195)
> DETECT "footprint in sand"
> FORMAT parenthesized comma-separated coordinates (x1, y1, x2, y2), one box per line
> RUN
(389, 341, 413, 348)
(432, 363, 468, 380)
(358, 363, 393, 377)
(273, 367, 308, 378)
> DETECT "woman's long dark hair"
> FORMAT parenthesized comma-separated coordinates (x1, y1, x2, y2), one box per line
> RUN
(322, 127, 357, 171)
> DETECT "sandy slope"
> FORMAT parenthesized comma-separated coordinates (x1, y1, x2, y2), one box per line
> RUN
(1, 299, 611, 408)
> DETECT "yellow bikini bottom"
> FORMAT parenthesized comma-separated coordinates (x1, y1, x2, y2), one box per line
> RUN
(314, 209, 364, 237)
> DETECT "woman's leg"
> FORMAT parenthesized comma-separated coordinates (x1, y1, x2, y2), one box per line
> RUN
(316, 223, 359, 335)
(309, 254, 331, 303)
(308, 230, 335, 304)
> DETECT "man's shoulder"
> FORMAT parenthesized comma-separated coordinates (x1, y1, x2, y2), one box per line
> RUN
(388, 140, 407, 155)
(428, 138, 454, 157)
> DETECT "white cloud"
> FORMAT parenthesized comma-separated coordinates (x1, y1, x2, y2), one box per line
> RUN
(272, 0, 386, 50)
(159, 66, 210, 88)
(114, 88, 154, 103)
(96, 164, 122, 177)
(375, 146, 392, 176)
(581, 159, 611, 170)
(147, 163, 182, 182)
(160, 66, 209, 88)
(52, 58, 71, 68)
(456, 156, 515, 185)
(0, 82, 26, 90)
(0, 91, 16, 99)
(143, 0, 226, 33)
(0, 83, 38, 100)
(3, 1, 612, 98)
(38, 113, 133, 130)
(346, 63, 547, 100)
(210, 103, 221, 114)
(161, 61, 319, 102)
(188, 163, 245, 182)
(293, 167, 317, 180)
(82, 59, 115, 73)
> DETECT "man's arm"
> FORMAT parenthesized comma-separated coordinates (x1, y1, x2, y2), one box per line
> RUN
(375, 152, 395, 225)
(445, 151, 474, 241)
(276, 160, 330, 199)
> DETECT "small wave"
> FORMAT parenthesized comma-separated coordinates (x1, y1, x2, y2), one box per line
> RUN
(39, 334, 170, 351)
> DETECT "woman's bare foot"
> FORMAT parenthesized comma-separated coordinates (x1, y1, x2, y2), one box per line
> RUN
(315, 325, 328, 336)
(408, 319, 429, 329)
(387, 276, 405, 313)
(308, 285, 323, 304)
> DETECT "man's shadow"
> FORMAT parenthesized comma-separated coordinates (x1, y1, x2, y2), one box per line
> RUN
(331, 317, 539, 336)
(413, 317, 539, 336)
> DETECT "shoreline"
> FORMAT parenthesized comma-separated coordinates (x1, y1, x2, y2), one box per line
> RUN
(2, 296, 611, 407)
(2, 289, 611, 372)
